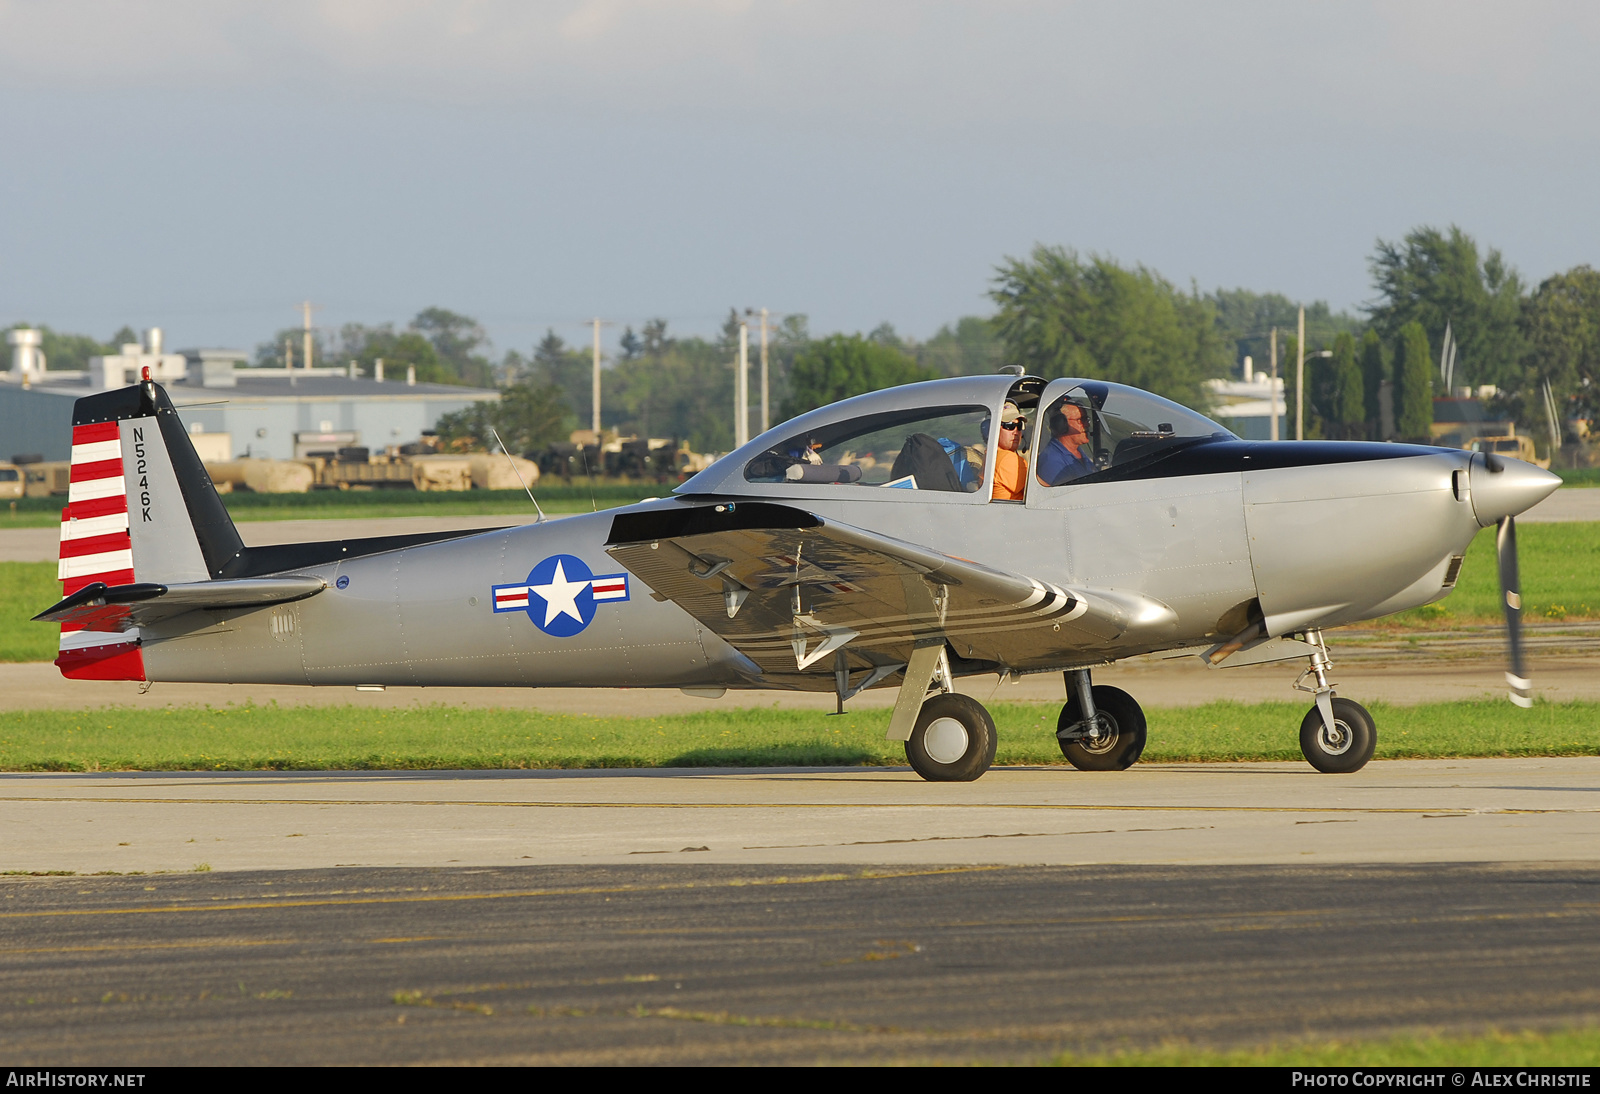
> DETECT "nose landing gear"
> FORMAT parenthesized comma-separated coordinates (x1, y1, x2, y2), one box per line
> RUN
(1294, 628, 1375, 773)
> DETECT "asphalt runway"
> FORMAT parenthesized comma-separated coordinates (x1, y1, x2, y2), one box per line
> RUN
(4, 861, 1600, 1065)
(7, 760, 1599, 1063)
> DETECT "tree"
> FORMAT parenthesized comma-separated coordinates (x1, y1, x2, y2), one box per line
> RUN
(527, 329, 594, 429)
(782, 334, 935, 419)
(1359, 330, 1387, 438)
(433, 381, 572, 455)
(867, 322, 906, 351)
(1327, 332, 1364, 440)
(618, 326, 642, 362)
(991, 246, 1228, 407)
(1394, 321, 1434, 441)
(641, 318, 675, 358)
(1209, 290, 1362, 376)
(717, 307, 743, 356)
(606, 337, 740, 450)
(411, 307, 493, 387)
(327, 324, 450, 383)
(919, 316, 1003, 376)
(1521, 265, 1600, 421)
(1367, 225, 1525, 390)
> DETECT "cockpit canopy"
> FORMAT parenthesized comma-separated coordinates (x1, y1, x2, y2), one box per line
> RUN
(745, 404, 992, 491)
(674, 374, 1235, 498)
(1032, 379, 1236, 488)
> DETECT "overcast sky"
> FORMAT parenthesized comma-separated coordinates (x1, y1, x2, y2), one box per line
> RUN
(3, 1, 1599, 356)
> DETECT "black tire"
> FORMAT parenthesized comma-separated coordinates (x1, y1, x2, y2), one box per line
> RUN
(1057, 685, 1147, 771)
(1299, 697, 1376, 773)
(905, 694, 997, 782)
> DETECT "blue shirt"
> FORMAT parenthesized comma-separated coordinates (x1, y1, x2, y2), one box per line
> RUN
(1037, 438, 1096, 486)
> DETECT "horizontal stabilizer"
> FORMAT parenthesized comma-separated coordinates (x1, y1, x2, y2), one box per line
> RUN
(34, 575, 326, 633)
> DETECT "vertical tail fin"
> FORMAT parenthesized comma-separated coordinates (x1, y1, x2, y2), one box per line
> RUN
(56, 373, 243, 679)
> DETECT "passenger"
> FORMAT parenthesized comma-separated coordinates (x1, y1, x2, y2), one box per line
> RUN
(989, 401, 1028, 501)
(1037, 399, 1096, 486)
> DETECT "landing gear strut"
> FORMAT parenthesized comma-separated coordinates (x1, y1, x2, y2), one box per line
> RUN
(1294, 628, 1375, 773)
(887, 644, 999, 782)
(1056, 669, 1147, 771)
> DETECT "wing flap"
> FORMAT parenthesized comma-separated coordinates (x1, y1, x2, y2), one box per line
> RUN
(606, 503, 1167, 681)
(34, 575, 327, 632)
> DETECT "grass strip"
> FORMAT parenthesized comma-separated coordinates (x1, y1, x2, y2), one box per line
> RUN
(1, 484, 663, 527)
(0, 562, 61, 663)
(1, 699, 1594, 772)
(1046, 1024, 1600, 1066)
(1384, 521, 1600, 624)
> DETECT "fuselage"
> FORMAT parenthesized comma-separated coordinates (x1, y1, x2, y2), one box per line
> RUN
(139, 439, 1507, 691)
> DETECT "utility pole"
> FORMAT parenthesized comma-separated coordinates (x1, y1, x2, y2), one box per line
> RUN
(301, 300, 318, 372)
(1269, 328, 1279, 442)
(736, 321, 750, 448)
(1295, 306, 1306, 441)
(759, 307, 770, 434)
(591, 318, 602, 436)
(744, 306, 775, 434)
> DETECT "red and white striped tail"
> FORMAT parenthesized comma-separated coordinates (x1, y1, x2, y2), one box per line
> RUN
(56, 420, 144, 681)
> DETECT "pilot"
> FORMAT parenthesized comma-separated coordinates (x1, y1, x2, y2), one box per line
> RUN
(989, 401, 1028, 501)
(1037, 399, 1096, 486)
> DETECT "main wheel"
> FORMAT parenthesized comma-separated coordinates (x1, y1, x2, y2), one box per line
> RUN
(1057, 685, 1147, 771)
(1298, 697, 1376, 773)
(905, 694, 998, 782)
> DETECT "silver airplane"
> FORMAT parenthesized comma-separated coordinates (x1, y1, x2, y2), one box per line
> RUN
(37, 367, 1560, 781)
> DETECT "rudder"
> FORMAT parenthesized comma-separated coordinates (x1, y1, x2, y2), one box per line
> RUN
(56, 371, 243, 679)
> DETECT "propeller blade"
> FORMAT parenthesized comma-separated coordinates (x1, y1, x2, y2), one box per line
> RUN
(1496, 515, 1532, 708)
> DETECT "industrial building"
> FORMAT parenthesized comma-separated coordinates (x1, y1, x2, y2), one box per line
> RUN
(1, 329, 497, 462)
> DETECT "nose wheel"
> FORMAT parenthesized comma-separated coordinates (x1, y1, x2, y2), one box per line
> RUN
(1293, 628, 1377, 773)
(1299, 697, 1376, 773)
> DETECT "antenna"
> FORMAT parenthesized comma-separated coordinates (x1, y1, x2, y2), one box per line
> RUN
(487, 425, 546, 523)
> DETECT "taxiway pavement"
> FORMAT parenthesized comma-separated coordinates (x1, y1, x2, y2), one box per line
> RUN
(5, 758, 1598, 875)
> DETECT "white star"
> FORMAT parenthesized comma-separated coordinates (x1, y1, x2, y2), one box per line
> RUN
(530, 559, 589, 627)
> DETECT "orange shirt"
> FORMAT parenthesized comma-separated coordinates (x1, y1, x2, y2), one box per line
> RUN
(991, 446, 1026, 501)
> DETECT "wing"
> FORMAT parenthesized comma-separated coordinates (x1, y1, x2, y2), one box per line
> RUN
(33, 575, 326, 632)
(605, 501, 1175, 688)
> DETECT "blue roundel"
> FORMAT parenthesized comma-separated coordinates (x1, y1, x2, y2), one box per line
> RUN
(335, 575, 350, 590)
(520, 553, 597, 637)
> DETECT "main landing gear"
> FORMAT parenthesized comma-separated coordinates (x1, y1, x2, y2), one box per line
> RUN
(1294, 628, 1375, 773)
(886, 629, 1376, 782)
(1056, 669, 1148, 771)
(882, 644, 998, 782)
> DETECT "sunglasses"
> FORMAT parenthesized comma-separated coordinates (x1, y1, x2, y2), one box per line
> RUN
(1000, 420, 1023, 431)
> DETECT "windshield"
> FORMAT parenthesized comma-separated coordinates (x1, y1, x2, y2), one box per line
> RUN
(745, 405, 991, 492)
(1036, 382, 1234, 487)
